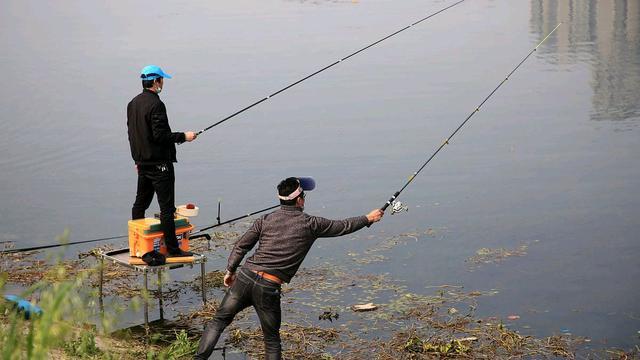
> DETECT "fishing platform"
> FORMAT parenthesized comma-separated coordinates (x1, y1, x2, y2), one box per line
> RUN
(96, 248, 208, 330)
(96, 212, 213, 331)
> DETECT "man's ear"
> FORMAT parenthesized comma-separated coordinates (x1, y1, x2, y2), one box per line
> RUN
(296, 197, 304, 207)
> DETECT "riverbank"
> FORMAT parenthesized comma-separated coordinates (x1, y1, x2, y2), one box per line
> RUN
(1, 230, 638, 359)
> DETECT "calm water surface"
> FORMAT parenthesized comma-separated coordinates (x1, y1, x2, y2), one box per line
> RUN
(1, 0, 639, 352)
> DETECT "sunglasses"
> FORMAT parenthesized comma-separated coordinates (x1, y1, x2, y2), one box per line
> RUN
(141, 73, 161, 80)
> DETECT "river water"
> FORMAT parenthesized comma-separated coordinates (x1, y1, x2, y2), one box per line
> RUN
(1, 0, 639, 353)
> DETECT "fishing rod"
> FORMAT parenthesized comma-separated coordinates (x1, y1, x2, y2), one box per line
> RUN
(1, 204, 279, 254)
(0, 235, 129, 254)
(380, 23, 562, 212)
(194, 204, 279, 234)
(196, 0, 465, 136)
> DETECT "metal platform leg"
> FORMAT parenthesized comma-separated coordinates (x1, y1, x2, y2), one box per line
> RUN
(98, 256, 104, 314)
(200, 261, 207, 305)
(158, 269, 164, 321)
(143, 270, 149, 335)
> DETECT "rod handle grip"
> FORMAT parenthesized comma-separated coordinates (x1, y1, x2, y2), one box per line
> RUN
(178, 130, 203, 146)
(380, 191, 400, 211)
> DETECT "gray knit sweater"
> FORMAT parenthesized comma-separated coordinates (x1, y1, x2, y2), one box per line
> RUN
(227, 205, 370, 283)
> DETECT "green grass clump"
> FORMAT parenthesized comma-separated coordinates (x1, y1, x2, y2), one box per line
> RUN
(63, 331, 102, 358)
(163, 330, 199, 359)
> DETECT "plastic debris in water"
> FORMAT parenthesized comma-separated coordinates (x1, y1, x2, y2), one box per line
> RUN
(391, 200, 408, 215)
(3, 295, 43, 320)
(507, 315, 520, 320)
(351, 303, 377, 312)
(458, 337, 478, 342)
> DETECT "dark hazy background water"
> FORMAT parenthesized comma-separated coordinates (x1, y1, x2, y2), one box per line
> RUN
(1, 0, 639, 351)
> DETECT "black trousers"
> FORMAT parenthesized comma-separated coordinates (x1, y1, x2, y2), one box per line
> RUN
(195, 268, 282, 360)
(131, 163, 180, 251)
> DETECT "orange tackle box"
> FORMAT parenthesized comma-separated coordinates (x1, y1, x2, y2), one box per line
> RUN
(127, 216, 193, 257)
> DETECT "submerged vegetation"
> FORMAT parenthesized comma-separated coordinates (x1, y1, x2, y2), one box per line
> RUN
(1, 229, 639, 359)
(465, 241, 535, 271)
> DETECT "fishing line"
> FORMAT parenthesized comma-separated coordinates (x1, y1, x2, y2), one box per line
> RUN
(380, 23, 562, 211)
(1, 204, 279, 254)
(196, 0, 466, 136)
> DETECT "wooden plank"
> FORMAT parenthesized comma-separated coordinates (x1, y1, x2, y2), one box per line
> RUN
(128, 256, 195, 265)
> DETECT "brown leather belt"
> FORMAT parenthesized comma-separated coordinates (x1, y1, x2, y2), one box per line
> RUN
(251, 270, 283, 284)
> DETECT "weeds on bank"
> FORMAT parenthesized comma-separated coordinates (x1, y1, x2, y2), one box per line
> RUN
(164, 330, 200, 359)
(2, 229, 638, 359)
(0, 232, 135, 359)
(63, 330, 102, 358)
(0, 259, 95, 359)
(197, 273, 585, 359)
(0, 257, 201, 359)
(0, 230, 246, 360)
(227, 322, 339, 359)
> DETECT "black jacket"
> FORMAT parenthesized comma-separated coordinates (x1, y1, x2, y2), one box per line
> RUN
(127, 89, 186, 165)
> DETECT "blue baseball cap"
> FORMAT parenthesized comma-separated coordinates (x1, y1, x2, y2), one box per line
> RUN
(297, 177, 316, 191)
(140, 65, 172, 81)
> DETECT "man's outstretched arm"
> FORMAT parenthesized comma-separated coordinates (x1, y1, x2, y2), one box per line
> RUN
(311, 209, 384, 238)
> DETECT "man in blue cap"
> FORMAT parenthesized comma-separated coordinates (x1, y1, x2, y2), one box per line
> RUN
(194, 177, 384, 359)
(127, 65, 197, 257)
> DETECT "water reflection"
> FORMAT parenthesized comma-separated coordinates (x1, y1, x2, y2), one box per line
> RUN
(286, 0, 359, 4)
(530, 0, 640, 125)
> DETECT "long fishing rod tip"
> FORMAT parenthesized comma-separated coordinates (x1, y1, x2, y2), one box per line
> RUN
(196, 1, 463, 133)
